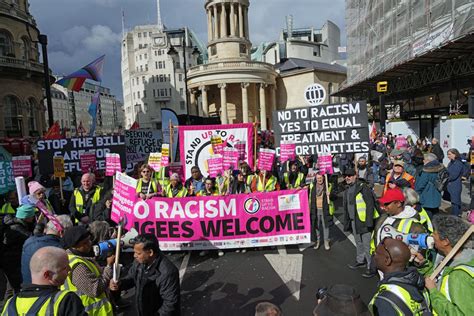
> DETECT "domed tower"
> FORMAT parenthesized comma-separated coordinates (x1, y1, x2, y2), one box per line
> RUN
(188, 0, 277, 129)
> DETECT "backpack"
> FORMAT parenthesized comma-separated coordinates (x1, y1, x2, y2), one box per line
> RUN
(435, 167, 449, 192)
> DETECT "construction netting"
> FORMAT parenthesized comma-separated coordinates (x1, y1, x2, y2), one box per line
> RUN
(345, 0, 474, 87)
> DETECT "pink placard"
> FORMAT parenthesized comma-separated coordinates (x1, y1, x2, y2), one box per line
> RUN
(105, 153, 122, 176)
(169, 162, 185, 182)
(234, 141, 247, 161)
(80, 152, 97, 173)
(223, 148, 239, 170)
(161, 144, 170, 167)
(111, 184, 311, 251)
(111, 172, 138, 224)
(12, 156, 32, 178)
(318, 155, 333, 175)
(207, 155, 223, 177)
(257, 149, 275, 172)
(280, 142, 296, 163)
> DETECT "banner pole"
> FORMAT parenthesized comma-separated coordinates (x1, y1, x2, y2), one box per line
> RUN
(324, 173, 330, 204)
(113, 221, 123, 282)
(169, 119, 173, 163)
(59, 176, 64, 201)
(254, 118, 258, 171)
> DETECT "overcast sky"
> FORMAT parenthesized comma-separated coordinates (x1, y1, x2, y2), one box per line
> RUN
(30, 0, 345, 101)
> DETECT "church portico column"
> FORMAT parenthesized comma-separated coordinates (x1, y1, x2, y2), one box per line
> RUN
(230, 3, 236, 37)
(259, 83, 267, 130)
(219, 83, 228, 124)
(238, 4, 244, 38)
(189, 89, 197, 115)
(200, 86, 209, 117)
(213, 5, 219, 39)
(241, 82, 249, 123)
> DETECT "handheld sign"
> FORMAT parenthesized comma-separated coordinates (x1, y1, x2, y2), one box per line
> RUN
(223, 148, 239, 170)
(105, 153, 122, 176)
(148, 153, 162, 171)
(211, 134, 224, 156)
(280, 141, 296, 163)
(53, 156, 65, 178)
(318, 154, 333, 175)
(161, 144, 170, 167)
(80, 152, 97, 173)
(12, 156, 32, 178)
(234, 141, 247, 161)
(258, 149, 275, 172)
(208, 155, 223, 177)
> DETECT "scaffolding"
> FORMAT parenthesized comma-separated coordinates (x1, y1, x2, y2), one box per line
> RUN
(345, 0, 474, 88)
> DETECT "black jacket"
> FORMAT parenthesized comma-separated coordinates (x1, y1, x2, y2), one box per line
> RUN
(431, 143, 444, 161)
(6, 284, 86, 316)
(309, 181, 337, 227)
(121, 253, 180, 316)
(372, 268, 429, 316)
(343, 181, 376, 234)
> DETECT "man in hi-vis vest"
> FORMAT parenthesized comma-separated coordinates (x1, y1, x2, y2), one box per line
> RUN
(69, 173, 103, 224)
(343, 168, 379, 278)
(2, 247, 86, 316)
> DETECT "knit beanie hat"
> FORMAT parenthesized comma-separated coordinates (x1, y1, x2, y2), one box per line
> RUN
(16, 204, 36, 219)
(63, 226, 91, 249)
(170, 173, 180, 181)
(28, 181, 45, 194)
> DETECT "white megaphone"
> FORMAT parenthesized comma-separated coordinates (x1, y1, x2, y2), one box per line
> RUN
(380, 225, 435, 250)
(122, 227, 138, 247)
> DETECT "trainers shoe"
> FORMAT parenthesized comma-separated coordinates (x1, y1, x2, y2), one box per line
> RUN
(199, 250, 208, 257)
(347, 262, 366, 270)
(241, 249, 247, 253)
(313, 241, 320, 249)
(324, 240, 330, 250)
(218, 250, 224, 257)
(362, 270, 376, 278)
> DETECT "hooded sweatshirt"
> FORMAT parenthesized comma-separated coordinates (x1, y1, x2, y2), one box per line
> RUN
(372, 267, 429, 316)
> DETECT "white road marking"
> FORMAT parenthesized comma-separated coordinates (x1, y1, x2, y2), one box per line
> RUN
(334, 218, 356, 247)
(179, 252, 191, 285)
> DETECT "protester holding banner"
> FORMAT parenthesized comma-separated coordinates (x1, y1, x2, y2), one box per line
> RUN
(184, 166, 205, 196)
(197, 178, 219, 196)
(251, 170, 280, 192)
(69, 173, 103, 224)
(62, 226, 114, 315)
(162, 173, 188, 198)
(309, 173, 336, 250)
(136, 164, 160, 200)
(282, 160, 306, 190)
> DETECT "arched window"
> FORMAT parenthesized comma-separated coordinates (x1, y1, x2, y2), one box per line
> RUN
(3, 95, 20, 131)
(27, 97, 37, 131)
(20, 37, 30, 60)
(0, 31, 14, 57)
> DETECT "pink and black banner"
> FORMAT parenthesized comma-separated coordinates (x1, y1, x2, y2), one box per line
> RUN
(179, 123, 254, 180)
(111, 174, 310, 250)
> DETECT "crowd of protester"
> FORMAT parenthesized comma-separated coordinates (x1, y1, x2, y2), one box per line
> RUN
(0, 131, 472, 315)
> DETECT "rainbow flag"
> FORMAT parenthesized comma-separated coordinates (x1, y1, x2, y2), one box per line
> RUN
(56, 55, 105, 91)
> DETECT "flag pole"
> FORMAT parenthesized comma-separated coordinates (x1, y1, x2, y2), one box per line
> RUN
(254, 116, 258, 172)
(169, 119, 173, 163)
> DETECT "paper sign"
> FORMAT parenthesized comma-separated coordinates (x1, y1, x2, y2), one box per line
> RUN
(208, 154, 223, 177)
(161, 144, 170, 167)
(53, 156, 65, 178)
(234, 141, 247, 161)
(211, 134, 224, 156)
(258, 149, 275, 172)
(223, 148, 239, 170)
(280, 141, 296, 163)
(80, 152, 97, 173)
(318, 154, 333, 175)
(169, 162, 184, 182)
(12, 156, 32, 178)
(148, 153, 162, 171)
(305, 167, 318, 184)
(105, 153, 122, 176)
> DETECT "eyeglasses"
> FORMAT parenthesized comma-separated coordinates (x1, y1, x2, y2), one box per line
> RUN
(141, 170, 151, 174)
(381, 238, 393, 262)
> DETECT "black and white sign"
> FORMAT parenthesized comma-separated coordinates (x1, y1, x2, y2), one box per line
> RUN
(37, 136, 126, 174)
(273, 101, 370, 155)
(125, 129, 162, 165)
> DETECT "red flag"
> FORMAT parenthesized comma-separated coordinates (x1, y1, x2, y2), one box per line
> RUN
(44, 121, 61, 139)
(130, 121, 140, 130)
(370, 121, 377, 142)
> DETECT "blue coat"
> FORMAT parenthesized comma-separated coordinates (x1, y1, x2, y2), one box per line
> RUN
(21, 234, 62, 284)
(415, 160, 443, 208)
(447, 158, 464, 205)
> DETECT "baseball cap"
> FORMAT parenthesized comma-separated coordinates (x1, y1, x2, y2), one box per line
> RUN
(343, 168, 356, 176)
(379, 188, 405, 205)
(393, 160, 405, 167)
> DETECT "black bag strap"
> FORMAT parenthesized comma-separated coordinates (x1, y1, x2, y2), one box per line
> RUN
(6, 292, 54, 316)
(377, 290, 414, 316)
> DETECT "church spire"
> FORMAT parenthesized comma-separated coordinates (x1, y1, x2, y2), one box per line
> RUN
(157, 0, 163, 31)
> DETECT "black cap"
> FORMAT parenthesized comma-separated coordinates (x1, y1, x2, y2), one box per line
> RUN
(313, 284, 370, 316)
(63, 226, 91, 249)
(343, 168, 356, 176)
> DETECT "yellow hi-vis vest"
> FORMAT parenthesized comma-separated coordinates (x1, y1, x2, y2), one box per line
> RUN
(73, 187, 102, 215)
(1, 290, 72, 316)
(155, 167, 170, 187)
(418, 208, 433, 233)
(163, 184, 188, 198)
(309, 182, 335, 215)
(283, 172, 305, 189)
(61, 255, 113, 316)
(256, 175, 277, 192)
(369, 284, 431, 316)
(439, 264, 474, 303)
(136, 179, 158, 193)
(355, 192, 379, 222)
(0, 203, 15, 215)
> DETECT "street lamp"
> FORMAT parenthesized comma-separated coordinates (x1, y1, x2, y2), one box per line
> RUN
(167, 31, 200, 117)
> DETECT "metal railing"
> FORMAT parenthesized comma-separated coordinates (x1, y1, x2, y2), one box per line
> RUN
(0, 56, 45, 73)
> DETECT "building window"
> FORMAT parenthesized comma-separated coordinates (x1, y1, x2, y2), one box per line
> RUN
(145, 64, 148, 71)
(142, 76, 145, 83)
(179, 74, 182, 81)
(158, 61, 163, 69)
(153, 89, 156, 97)
(140, 65, 143, 72)
(162, 61, 165, 68)
(180, 88, 184, 96)
(155, 61, 158, 69)
(138, 32, 141, 38)
(20, 37, 29, 60)
(0, 31, 14, 57)
(158, 50, 162, 56)
(139, 55, 142, 60)
(175, 62, 180, 69)
(154, 50, 157, 56)
(180, 101, 185, 110)
(144, 32, 147, 37)
(137, 91, 141, 98)
(27, 98, 37, 131)
(3, 95, 20, 131)
(143, 90, 146, 98)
